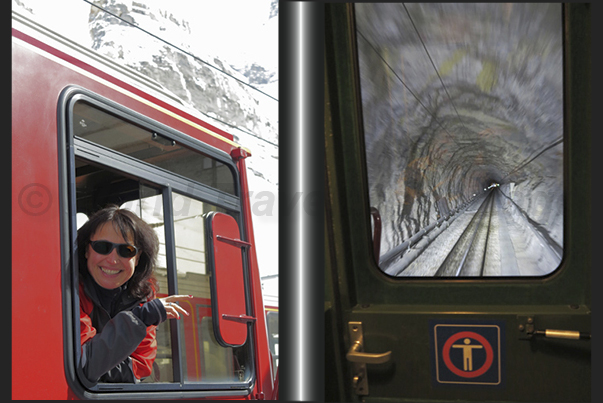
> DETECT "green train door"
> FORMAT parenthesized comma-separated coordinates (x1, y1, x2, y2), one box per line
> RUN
(325, 3, 590, 402)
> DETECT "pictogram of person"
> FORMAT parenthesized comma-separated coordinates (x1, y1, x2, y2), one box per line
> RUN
(452, 338, 483, 371)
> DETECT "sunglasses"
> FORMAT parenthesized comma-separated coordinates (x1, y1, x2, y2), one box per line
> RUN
(90, 240, 139, 258)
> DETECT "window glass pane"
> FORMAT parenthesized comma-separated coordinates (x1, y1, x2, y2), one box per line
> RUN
(171, 192, 250, 383)
(266, 311, 279, 374)
(73, 101, 236, 195)
(199, 316, 238, 381)
(121, 189, 174, 383)
(356, 3, 563, 277)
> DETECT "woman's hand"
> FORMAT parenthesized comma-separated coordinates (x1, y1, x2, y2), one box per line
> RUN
(158, 295, 194, 320)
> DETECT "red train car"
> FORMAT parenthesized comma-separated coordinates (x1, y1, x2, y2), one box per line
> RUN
(12, 9, 277, 400)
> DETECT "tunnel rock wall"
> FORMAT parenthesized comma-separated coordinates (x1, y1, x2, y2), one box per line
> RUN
(500, 157, 563, 251)
(357, 3, 563, 258)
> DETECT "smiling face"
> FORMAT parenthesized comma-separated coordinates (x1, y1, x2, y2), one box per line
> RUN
(86, 222, 140, 290)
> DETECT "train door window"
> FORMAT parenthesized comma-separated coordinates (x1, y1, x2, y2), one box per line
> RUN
(355, 3, 564, 277)
(62, 89, 253, 396)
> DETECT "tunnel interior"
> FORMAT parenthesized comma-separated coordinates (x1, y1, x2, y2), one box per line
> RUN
(356, 3, 563, 277)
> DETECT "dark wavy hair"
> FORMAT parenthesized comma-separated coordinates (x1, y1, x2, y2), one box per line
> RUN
(77, 205, 160, 301)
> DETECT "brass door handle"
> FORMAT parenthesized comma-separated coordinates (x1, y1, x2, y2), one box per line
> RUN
(346, 322, 392, 395)
(346, 341, 392, 364)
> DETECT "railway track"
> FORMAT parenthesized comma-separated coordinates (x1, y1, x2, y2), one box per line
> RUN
(435, 190, 495, 276)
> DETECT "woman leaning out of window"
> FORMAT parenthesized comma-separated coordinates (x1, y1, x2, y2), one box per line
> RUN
(77, 205, 193, 384)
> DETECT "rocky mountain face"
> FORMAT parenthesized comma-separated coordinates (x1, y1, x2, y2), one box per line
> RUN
(86, 0, 278, 186)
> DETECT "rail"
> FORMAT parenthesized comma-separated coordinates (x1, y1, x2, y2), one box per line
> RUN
(435, 191, 495, 276)
(381, 198, 477, 275)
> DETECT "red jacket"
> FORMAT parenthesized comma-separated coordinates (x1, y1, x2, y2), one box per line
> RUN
(79, 282, 158, 380)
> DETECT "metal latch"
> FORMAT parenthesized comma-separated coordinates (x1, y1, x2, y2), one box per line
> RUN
(346, 322, 392, 395)
(518, 316, 591, 340)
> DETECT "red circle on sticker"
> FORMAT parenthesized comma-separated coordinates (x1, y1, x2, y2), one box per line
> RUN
(442, 331, 494, 378)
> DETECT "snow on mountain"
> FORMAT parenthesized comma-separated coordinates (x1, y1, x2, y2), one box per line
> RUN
(88, 1, 278, 150)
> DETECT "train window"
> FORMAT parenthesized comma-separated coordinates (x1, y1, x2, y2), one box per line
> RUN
(170, 192, 249, 382)
(355, 3, 564, 277)
(73, 100, 236, 196)
(63, 89, 253, 395)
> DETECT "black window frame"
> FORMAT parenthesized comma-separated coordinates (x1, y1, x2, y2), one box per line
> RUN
(58, 86, 256, 399)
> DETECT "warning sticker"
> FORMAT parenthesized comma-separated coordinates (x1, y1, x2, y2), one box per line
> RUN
(430, 320, 505, 386)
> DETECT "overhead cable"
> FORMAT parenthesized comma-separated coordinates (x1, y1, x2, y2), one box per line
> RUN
(502, 137, 563, 180)
(356, 29, 461, 147)
(83, 0, 278, 103)
(403, 3, 469, 134)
